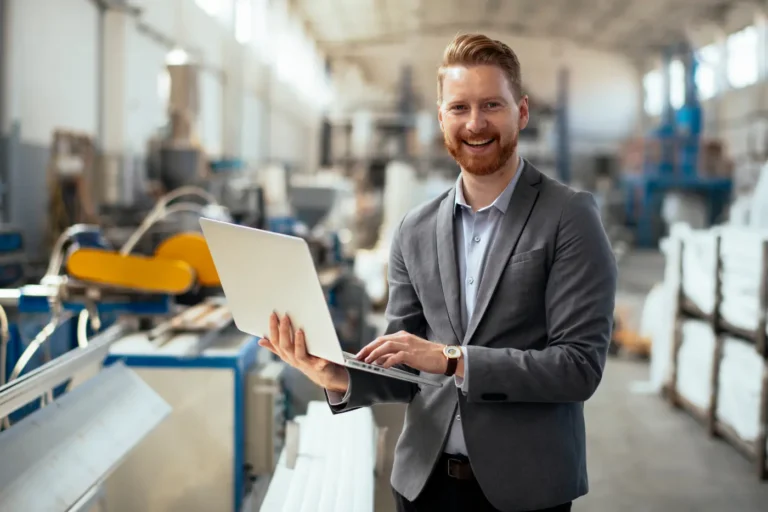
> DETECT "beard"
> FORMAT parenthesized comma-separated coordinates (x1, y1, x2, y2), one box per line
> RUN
(444, 128, 517, 176)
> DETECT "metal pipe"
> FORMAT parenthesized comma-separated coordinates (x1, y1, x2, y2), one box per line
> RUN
(0, 321, 131, 421)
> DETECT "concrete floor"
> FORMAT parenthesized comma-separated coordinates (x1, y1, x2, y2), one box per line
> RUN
(370, 250, 768, 511)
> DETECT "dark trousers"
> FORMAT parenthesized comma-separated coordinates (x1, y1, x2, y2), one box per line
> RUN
(393, 454, 572, 512)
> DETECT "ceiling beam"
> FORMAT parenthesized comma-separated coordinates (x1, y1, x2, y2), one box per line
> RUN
(319, 21, 635, 59)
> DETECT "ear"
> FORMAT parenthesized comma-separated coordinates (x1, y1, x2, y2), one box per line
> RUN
(518, 95, 530, 131)
(437, 106, 444, 133)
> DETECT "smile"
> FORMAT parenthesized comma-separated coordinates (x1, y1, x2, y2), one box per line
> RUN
(463, 139, 493, 147)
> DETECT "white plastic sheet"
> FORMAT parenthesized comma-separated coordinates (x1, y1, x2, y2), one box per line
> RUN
(716, 336, 764, 442)
(643, 283, 676, 393)
(675, 319, 715, 411)
(662, 223, 768, 333)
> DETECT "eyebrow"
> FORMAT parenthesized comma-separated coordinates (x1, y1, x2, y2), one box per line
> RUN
(446, 97, 507, 105)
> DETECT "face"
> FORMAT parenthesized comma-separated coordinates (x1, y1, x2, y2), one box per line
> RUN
(438, 65, 529, 176)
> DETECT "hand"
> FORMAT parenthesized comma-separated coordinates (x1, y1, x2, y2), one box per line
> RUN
(356, 331, 448, 375)
(258, 312, 350, 393)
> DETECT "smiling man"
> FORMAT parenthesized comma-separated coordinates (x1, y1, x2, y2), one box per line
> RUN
(258, 33, 617, 512)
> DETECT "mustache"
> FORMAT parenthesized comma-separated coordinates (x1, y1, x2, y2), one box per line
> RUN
(459, 131, 499, 142)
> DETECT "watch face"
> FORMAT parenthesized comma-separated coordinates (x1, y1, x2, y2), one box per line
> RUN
(444, 346, 461, 358)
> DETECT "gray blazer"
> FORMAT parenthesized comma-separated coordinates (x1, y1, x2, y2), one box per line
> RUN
(326, 162, 617, 512)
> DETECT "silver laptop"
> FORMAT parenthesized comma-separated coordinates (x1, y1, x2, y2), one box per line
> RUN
(199, 218, 441, 388)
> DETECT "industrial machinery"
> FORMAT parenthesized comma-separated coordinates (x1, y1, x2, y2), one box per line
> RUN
(0, 183, 293, 511)
(623, 43, 733, 248)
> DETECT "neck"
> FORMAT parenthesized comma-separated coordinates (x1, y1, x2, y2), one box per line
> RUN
(460, 153, 520, 211)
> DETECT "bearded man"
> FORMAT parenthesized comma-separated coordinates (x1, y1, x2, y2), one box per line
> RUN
(258, 33, 617, 512)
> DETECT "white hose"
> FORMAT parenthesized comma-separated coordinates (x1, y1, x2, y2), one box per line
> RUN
(8, 311, 72, 409)
(119, 202, 206, 255)
(119, 186, 218, 256)
(45, 224, 102, 278)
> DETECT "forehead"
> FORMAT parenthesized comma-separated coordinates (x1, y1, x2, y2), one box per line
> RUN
(441, 64, 514, 102)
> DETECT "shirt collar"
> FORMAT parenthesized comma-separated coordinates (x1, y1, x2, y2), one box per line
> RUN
(454, 156, 525, 215)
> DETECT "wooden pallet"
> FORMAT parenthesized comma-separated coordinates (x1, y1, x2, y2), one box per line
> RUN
(667, 234, 768, 480)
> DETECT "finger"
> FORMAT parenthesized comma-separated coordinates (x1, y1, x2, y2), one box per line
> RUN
(258, 338, 279, 356)
(380, 352, 406, 369)
(294, 328, 311, 363)
(356, 333, 399, 360)
(278, 314, 294, 355)
(365, 340, 403, 364)
(269, 313, 280, 350)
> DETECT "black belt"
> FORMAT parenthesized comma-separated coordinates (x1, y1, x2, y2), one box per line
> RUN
(441, 453, 475, 480)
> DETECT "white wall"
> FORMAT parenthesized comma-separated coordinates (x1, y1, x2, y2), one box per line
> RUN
(5, 0, 326, 164)
(4, 0, 99, 143)
(122, 20, 168, 154)
(331, 32, 641, 154)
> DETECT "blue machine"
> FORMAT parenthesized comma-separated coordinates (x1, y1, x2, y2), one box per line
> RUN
(624, 44, 732, 247)
(102, 335, 260, 512)
(0, 285, 172, 427)
(0, 228, 25, 287)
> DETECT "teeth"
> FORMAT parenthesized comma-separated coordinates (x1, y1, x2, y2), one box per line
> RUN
(465, 139, 492, 146)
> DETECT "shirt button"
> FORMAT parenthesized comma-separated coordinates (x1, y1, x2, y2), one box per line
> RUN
(468, 277, 474, 285)
(456, 415, 461, 421)
(474, 236, 480, 242)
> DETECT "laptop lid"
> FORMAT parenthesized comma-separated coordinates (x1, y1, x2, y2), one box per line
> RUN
(199, 218, 345, 365)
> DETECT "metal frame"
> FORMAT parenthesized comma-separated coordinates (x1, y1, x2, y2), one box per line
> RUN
(0, 362, 170, 511)
(0, 322, 130, 420)
(668, 235, 768, 480)
(103, 336, 260, 512)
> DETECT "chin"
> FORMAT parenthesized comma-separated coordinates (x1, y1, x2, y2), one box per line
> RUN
(460, 157, 504, 176)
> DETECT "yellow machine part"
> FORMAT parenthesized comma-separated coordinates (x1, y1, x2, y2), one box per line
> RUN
(155, 233, 221, 287)
(67, 248, 196, 295)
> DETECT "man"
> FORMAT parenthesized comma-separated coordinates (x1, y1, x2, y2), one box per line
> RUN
(258, 33, 617, 512)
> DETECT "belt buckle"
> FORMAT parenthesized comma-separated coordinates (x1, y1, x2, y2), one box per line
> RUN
(446, 457, 466, 479)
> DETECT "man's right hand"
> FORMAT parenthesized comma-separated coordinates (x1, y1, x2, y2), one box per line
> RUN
(258, 312, 350, 394)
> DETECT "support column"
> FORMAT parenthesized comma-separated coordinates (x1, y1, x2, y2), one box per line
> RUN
(713, 28, 728, 138)
(222, 39, 245, 159)
(101, 11, 128, 157)
(755, 9, 768, 81)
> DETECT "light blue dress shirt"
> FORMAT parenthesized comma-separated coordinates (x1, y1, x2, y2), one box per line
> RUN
(328, 157, 525, 457)
(443, 156, 524, 456)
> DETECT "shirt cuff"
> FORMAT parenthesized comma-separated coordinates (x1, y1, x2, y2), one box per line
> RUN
(453, 346, 468, 394)
(327, 385, 351, 405)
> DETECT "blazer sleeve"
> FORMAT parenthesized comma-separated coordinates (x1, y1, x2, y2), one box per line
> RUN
(325, 216, 423, 413)
(464, 191, 617, 403)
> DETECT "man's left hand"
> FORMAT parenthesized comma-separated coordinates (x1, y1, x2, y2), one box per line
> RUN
(356, 331, 448, 375)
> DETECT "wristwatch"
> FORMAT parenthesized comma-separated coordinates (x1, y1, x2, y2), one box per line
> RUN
(443, 345, 462, 377)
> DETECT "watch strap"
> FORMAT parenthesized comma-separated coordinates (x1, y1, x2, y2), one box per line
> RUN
(444, 356, 458, 377)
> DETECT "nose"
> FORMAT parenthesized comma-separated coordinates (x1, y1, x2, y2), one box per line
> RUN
(465, 108, 487, 133)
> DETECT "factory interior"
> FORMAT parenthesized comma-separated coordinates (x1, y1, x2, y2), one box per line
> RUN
(5, 0, 768, 511)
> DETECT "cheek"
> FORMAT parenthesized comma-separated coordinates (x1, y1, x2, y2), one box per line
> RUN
(443, 123, 462, 141)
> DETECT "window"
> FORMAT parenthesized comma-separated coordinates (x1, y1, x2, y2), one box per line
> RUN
(669, 59, 684, 109)
(235, 0, 252, 44)
(195, 0, 221, 16)
(643, 69, 663, 116)
(727, 25, 758, 88)
(251, 0, 269, 56)
(695, 44, 719, 100)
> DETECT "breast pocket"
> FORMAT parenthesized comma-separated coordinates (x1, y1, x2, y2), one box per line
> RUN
(497, 248, 547, 319)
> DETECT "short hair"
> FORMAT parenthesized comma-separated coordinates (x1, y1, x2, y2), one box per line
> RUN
(437, 33, 523, 104)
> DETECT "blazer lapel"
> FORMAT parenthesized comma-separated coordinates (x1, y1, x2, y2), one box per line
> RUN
(436, 189, 464, 344)
(463, 163, 541, 345)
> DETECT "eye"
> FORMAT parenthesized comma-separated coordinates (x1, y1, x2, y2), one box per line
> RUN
(450, 105, 467, 112)
(485, 101, 501, 109)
